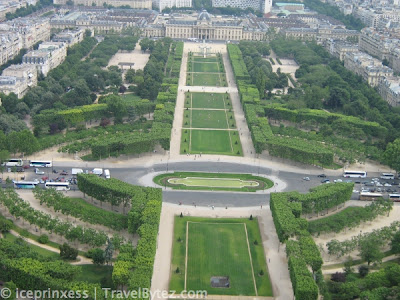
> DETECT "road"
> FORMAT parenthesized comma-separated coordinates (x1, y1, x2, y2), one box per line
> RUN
(10, 160, 382, 207)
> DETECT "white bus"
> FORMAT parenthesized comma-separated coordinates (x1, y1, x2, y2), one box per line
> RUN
(3, 159, 23, 167)
(45, 182, 70, 191)
(30, 160, 52, 168)
(389, 194, 400, 202)
(359, 192, 383, 201)
(380, 173, 395, 180)
(14, 181, 39, 189)
(343, 170, 367, 178)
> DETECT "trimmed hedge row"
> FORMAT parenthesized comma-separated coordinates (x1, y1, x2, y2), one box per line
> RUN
(264, 104, 387, 138)
(270, 183, 354, 299)
(76, 174, 162, 291)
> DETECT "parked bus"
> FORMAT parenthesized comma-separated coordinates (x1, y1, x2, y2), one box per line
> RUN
(389, 194, 400, 202)
(29, 160, 52, 168)
(45, 182, 70, 191)
(380, 173, 395, 180)
(14, 181, 39, 189)
(359, 192, 383, 201)
(343, 170, 367, 178)
(3, 159, 23, 167)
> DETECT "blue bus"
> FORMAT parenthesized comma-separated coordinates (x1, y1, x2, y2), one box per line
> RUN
(14, 181, 39, 189)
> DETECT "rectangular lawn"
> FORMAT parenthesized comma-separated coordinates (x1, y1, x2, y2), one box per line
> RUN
(189, 73, 226, 87)
(190, 130, 232, 154)
(190, 92, 227, 109)
(169, 217, 273, 296)
(192, 62, 220, 73)
(187, 222, 255, 295)
(192, 56, 218, 63)
(190, 110, 229, 129)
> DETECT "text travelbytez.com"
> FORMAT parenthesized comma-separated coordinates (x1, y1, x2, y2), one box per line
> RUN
(0, 288, 208, 299)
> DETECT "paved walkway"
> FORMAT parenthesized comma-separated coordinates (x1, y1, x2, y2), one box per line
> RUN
(150, 203, 293, 300)
(8, 229, 92, 265)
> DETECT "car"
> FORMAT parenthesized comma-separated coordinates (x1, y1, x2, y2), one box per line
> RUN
(344, 179, 353, 183)
(318, 174, 327, 178)
(384, 183, 392, 187)
(303, 177, 310, 181)
(60, 170, 68, 175)
(16, 167, 24, 172)
(334, 179, 343, 183)
(375, 182, 383, 187)
(35, 168, 45, 175)
(355, 180, 361, 184)
(321, 179, 330, 183)
(372, 178, 380, 182)
(365, 182, 374, 186)
(361, 188, 370, 192)
(353, 189, 359, 193)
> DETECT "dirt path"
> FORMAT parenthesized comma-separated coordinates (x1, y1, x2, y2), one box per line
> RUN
(8, 229, 92, 265)
(150, 203, 293, 300)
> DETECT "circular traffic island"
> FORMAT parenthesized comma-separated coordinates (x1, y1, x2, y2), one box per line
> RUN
(153, 172, 274, 192)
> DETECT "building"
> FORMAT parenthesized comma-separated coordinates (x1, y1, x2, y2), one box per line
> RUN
(325, 39, 358, 61)
(0, 64, 37, 98)
(22, 42, 67, 76)
(154, 0, 192, 12)
(378, 76, 400, 106)
(53, 0, 152, 9)
(283, 25, 359, 43)
(144, 10, 268, 40)
(5, 18, 51, 49)
(211, 0, 272, 13)
(359, 27, 392, 60)
(344, 51, 393, 87)
(52, 28, 85, 46)
(0, 31, 21, 65)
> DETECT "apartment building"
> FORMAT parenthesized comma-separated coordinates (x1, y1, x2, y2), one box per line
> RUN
(378, 76, 400, 106)
(344, 51, 393, 87)
(283, 25, 359, 43)
(154, 0, 192, 12)
(0, 64, 37, 98)
(6, 18, 51, 49)
(52, 28, 85, 46)
(22, 42, 67, 76)
(54, 0, 152, 9)
(0, 31, 21, 65)
(325, 39, 358, 61)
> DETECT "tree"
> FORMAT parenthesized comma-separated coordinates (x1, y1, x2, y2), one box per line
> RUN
(59, 243, 78, 260)
(390, 230, 400, 255)
(383, 138, 400, 173)
(90, 248, 105, 265)
(359, 236, 384, 265)
(106, 95, 127, 124)
(0, 218, 13, 233)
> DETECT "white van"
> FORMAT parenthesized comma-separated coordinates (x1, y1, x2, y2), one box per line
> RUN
(35, 168, 45, 175)
(104, 169, 110, 179)
(71, 168, 84, 175)
(92, 168, 103, 176)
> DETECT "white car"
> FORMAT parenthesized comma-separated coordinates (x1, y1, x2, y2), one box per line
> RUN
(384, 183, 392, 187)
(35, 168, 45, 175)
(375, 182, 383, 187)
(334, 179, 343, 183)
(303, 177, 310, 181)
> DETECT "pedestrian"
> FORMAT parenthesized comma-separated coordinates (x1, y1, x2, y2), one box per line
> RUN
(212, 205, 214, 210)
(268, 258, 270, 263)
(261, 205, 263, 209)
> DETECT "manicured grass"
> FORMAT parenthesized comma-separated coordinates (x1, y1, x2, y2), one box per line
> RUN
(169, 217, 272, 296)
(153, 172, 274, 192)
(75, 264, 114, 288)
(190, 110, 230, 129)
(192, 62, 220, 73)
(192, 56, 218, 63)
(185, 92, 230, 109)
(170, 177, 259, 188)
(187, 73, 226, 87)
(180, 129, 242, 156)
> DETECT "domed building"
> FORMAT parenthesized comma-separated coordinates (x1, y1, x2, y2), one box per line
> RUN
(144, 10, 268, 41)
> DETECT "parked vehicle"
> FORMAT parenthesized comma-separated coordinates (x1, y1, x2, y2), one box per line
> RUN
(318, 174, 326, 178)
(35, 168, 45, 175)
(92, 168, 103, 176)
(71, 168, 83, 175)
(321, 179, 330, 183)
(104, 169, 110, 179)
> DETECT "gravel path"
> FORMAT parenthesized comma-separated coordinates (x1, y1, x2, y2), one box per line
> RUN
(150, 203, 293, 300)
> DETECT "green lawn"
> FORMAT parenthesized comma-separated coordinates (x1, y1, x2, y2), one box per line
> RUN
(169, 217, 272, 296)
(121, 93, 141, 101)
(75, 264, 114, 288)
(185, 92, 229, 109)
(192, 62, 220, 73)
(192, 56, 218, 63)
(187, 73, 226, 87)
(181, 129, 242, 156)
(170, 177, 259, 188)
(153, 172, 274, 192)
(190, 110, 230, 129)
